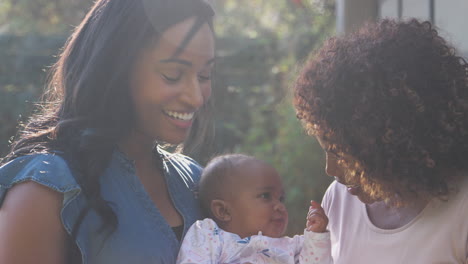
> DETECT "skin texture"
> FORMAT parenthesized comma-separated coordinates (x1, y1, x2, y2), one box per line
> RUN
(0, 17, 215, 264)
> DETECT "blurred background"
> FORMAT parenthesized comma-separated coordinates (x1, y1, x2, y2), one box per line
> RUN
(0, 0, 466, 235)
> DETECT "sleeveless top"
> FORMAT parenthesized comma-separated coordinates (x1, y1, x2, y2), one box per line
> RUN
(0, 147, 203, 264)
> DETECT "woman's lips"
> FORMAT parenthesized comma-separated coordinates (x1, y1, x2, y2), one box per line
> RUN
(168, 116, 193, 129)
(163, 110, 194, 129)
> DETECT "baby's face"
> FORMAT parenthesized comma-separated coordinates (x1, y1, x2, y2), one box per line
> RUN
(226, 161, 288, 238)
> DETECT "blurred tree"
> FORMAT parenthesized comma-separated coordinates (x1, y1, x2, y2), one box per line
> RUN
(207, 0, 336, 234)
(0, 1, 91, 155)
(0, 0, 93, 35)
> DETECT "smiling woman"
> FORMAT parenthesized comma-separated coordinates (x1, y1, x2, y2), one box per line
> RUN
(128, 18, 215, 146)
(0, 0, 215, 263)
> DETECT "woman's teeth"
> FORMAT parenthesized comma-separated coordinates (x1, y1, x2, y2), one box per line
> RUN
(164, 110, 194, 121)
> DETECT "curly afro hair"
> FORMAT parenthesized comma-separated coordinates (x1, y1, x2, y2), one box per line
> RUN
(294, 19, 468, 205)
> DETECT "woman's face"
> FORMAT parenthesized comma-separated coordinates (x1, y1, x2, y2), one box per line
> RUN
(130, 17, 215, 144)
(316, 136, 376, 204)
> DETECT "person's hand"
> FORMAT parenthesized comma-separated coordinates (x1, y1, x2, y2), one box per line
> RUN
(306, 200, 328, 233)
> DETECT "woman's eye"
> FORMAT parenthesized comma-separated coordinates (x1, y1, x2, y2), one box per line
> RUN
(198, 74, 211, 82)
(161, 71, 183, 83)
(259, 193, 271, 200)
(327, 152, 341, 160)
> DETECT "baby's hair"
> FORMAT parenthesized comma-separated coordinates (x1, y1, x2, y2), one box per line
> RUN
(198, 154, 261, 218)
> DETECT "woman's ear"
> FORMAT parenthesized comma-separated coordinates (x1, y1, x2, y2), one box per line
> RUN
(210, 199, 231, 222)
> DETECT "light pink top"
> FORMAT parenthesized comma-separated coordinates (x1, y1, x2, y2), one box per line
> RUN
(176, 218, 332, 264)
(322, 177, 468, 263)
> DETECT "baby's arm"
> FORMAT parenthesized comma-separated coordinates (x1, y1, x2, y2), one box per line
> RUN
(306, 200, 328, 233)
(298, 201, 332, 264)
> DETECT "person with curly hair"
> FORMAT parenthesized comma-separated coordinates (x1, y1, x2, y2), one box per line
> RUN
(294, 19, 468, 263)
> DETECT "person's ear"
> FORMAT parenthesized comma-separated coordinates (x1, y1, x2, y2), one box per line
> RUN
(210, 199, 231, 222)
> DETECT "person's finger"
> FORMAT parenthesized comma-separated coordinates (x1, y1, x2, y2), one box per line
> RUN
(310, 200, 320, 208)
(308, 213, 327, 222)
(307, 208, 325, 218)
(309, 202, 325, 214)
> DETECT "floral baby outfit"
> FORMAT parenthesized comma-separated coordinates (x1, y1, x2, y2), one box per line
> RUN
(176, 218, 332, 264)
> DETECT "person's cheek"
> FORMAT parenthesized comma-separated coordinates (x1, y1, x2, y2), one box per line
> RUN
(202, 83, 212, 101)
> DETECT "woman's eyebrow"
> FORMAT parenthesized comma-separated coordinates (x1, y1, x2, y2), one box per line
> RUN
(256, 186, 274, 191)
(159, 58, 192, 66)
(159, 57, 216, 67)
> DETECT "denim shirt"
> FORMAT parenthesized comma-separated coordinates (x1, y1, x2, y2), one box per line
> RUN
(0, 147, 203, 264)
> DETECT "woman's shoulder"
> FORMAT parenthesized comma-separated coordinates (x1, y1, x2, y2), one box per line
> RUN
(0, 154, 82, 263)
(0, 153, 80, 197)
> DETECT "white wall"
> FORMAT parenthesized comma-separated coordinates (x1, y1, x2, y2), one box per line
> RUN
(378, 0, 468, 57)
(435, 0, 468, 57)
(336, 0, 378, 34)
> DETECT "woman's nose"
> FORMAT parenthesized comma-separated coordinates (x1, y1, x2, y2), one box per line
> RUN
(182, 76, 210, 109)
(325, 154, 340, 177)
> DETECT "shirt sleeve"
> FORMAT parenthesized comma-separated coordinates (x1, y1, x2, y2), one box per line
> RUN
(176, 219, 222, 264)
(298, 231, 332, 264)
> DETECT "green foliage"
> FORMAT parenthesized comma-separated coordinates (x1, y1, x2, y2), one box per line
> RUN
(0, 34, 66, 155)
(209, 0, 336, 234)
(0, 0, 336, 235)
(0, 0, 93, 35)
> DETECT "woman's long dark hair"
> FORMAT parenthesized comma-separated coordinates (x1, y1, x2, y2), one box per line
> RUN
(3, 0, 214, 257)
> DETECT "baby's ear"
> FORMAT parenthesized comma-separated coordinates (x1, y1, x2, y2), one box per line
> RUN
(210, 199, 231, 222)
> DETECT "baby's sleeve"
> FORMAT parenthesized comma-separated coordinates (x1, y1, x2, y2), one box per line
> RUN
(297, 231, 332, 264)
(176, 218, 223, 264)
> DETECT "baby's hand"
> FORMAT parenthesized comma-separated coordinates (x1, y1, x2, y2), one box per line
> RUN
(306, 200, 328, 233)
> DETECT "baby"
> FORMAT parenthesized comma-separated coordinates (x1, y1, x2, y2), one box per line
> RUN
(176, 154, 332, 264)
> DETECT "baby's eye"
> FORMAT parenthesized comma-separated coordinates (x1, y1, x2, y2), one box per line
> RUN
(259, 192, 271, 200)
(279, 195, 286, 203)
